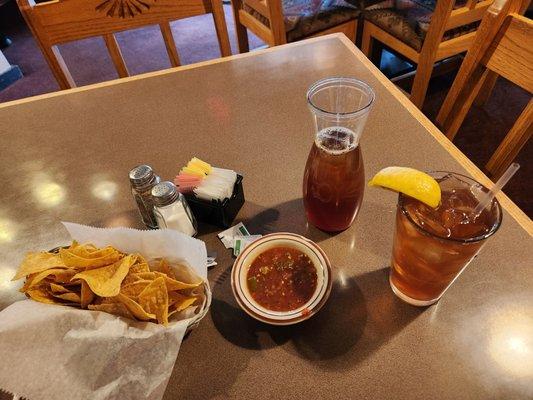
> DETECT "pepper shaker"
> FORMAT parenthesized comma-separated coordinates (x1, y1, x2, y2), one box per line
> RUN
(151, 181, 198, 236)
(129, 165, 160, 229)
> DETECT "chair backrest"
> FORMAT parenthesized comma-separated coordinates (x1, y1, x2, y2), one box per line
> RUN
(240, 0, 286, 44)
(417, 0, 495, 61)
(17, 0, 231, 88)
(482, 12, 532, 92)
(445, 0, 495, 30)
(436, 0, 532, 179)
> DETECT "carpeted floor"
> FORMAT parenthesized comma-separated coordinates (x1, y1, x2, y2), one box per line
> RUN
(0, 2, 263, 98)
(1, 2, 531, 217)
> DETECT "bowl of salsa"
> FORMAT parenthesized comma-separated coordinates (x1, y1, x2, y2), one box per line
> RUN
(231, 233, 332, 325)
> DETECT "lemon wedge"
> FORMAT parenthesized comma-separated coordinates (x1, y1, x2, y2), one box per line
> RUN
(368, 166, 441, 208)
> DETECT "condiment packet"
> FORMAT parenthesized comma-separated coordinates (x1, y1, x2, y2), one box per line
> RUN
(207, 252, 217, 268)
(217, 222, 250, 249)
(177, 159, 237, 201)
(233, 235, 262, 257)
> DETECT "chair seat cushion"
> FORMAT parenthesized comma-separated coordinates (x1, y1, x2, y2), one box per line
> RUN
(243, 0, 361, 42)
(364, 0, 479, 52)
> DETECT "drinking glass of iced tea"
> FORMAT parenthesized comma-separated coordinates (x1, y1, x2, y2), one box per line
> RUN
(390, 172, 502, 306)
(303, 77, 375, 232)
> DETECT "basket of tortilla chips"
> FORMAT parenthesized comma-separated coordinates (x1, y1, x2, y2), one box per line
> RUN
(12, 241, 209, 328)
(0, 223, 210, 400)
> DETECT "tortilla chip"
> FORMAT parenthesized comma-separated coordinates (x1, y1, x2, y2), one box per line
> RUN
(52, 292, 81, 303)
(154, 271, 202, 291)
(50, 269, 78, 283)
(100, 296, 120, 304)
(129, 262, 150, 274)
(120, 280, 152, 298)
(26, 287, 60, 304)
(69, 243, 120, 259)
(121, 272, 146, 286)
(116, 293, 156, 321)
(12, 252, 67, 281)
(88, 302, 134, 319)
(80, 281, 95, 308)
(138, 277, 169, 325)
(155, 259, 176, 280)
(71, 255, 135, 297)
(59, 247, 122, 269)
(49, 282, 71, 294)
(133, 272, 157, 280)
(20, 273, 37, 293)
(168, 291, 198, 311)
(25, 268, 76, 289)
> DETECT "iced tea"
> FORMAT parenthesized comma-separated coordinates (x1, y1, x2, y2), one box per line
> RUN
(303, 127, 364, 231)
(390, 172, 502, 306)
(304, 77, 374, 232)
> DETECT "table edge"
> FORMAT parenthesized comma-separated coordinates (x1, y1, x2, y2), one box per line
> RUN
(0, 35, 331, 109)
(2, 33, 531, 235)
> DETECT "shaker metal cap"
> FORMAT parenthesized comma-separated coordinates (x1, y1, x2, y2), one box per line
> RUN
(151, 181, 180, 206)
(129, 165, 154, 186)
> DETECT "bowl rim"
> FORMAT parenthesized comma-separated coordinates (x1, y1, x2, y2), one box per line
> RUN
(231, 232, 332, 325)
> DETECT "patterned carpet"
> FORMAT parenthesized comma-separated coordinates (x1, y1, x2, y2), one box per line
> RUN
(0, 2, 531, 217)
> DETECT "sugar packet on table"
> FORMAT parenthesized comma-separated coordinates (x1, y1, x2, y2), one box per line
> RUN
(233, 235, 262, 257)
(0, 222, 210, 400)
(217, 222, 250, 249)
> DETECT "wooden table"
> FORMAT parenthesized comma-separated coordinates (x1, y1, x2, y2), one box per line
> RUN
(0, 34, 532, 400)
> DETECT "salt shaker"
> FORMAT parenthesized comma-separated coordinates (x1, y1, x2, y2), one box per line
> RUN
(129, 165, 160, 229)
(151, 181, 198, 236)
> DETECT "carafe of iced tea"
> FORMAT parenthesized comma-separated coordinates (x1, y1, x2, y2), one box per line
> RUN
(303, 78, 375, 232)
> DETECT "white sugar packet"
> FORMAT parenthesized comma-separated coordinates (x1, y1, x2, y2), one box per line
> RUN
(233, 235, 262, 257)
(217, 222, 250, 249)
(0, 222, 209, 400)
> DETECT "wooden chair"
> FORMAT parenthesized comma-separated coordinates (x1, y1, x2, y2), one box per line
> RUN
(230, 0, 361, 52)
(17, 0, 232, 89)
(436, 0, 532, 179)
(361, 0, 495, 108)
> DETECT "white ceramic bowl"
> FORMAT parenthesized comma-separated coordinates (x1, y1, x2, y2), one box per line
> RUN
(231, 233, 332, 325)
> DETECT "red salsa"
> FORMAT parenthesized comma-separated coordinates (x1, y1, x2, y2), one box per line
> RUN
(247, 247, 317, 311)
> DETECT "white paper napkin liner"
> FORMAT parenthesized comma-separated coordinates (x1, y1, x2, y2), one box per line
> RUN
(62, 222, 207, 280)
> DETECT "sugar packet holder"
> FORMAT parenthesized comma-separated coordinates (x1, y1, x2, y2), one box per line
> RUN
(185, 174, 245, 228)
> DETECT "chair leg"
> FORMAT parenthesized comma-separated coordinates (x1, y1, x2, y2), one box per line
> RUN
(474, 70, 498, 106)
(159, 22, 181, 67)
(230, 0, 249, 53)
(103, 34, 129, 78)
(486, 99, 533, 179)
(371, 41, 384, 67)
(211, 0, 232, 57)
(41, 44, 75, 90)
(361, 23, 374, 58)
(409, 57, 435, 109)
(269, 0, 287, 45)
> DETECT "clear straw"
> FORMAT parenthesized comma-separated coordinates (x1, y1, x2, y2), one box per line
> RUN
(472, 162, 520, 218)
(335, 82, 341, 144)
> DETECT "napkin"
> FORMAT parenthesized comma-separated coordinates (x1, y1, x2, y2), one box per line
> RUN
(0, 223, 208, 400)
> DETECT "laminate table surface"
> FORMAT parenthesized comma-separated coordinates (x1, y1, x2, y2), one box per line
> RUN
(0, 35, 531, 400)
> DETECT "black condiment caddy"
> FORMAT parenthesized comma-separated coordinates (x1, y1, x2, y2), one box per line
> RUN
(184, 174, 245, 228)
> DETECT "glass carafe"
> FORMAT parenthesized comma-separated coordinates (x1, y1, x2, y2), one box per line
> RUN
(303, 77, 375, 232)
